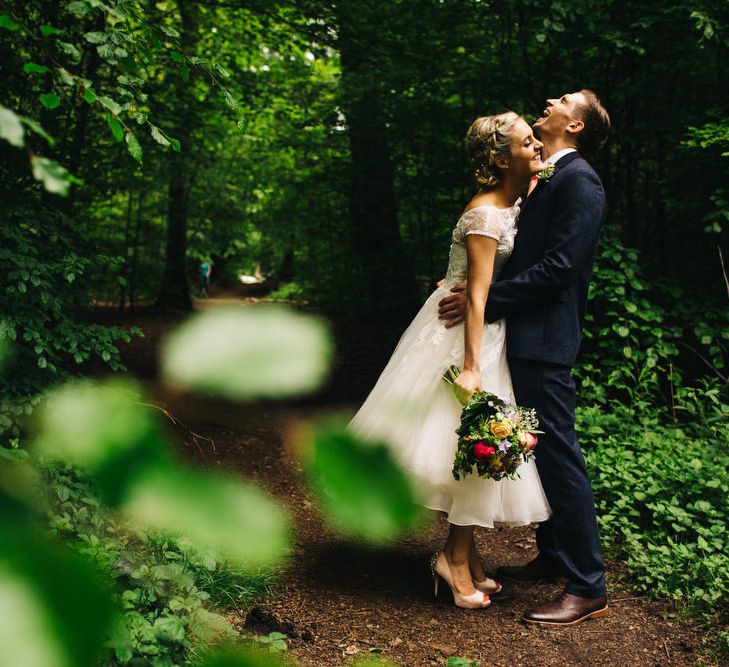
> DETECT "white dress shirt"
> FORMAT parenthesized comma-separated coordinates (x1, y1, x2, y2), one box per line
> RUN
(543, 147, 577, 166)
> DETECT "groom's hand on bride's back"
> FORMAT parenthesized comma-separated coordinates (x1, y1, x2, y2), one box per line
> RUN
(438, 283, 467, 328)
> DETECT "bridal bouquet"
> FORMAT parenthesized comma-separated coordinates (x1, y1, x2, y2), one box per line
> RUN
(443, 366, 541, 481)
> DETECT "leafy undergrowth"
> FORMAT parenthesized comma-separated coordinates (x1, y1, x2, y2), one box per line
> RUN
(43, 462, 278, 665)
(579, 385, 729, 659)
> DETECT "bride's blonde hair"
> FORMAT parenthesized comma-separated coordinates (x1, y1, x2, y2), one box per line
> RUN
(466, 111, 520, 189)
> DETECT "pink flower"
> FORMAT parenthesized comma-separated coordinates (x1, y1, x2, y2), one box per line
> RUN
(473, 443, 495, 461)
(525, 432, 538, 451)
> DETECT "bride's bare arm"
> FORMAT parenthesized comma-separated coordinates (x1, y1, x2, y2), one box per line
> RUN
(454, 235, 498, 399)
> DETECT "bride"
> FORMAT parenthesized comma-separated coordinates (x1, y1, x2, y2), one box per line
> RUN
(349, 112, 551, 608)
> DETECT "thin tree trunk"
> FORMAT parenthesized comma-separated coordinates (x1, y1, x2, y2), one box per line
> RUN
(156, 0, 199, 309)
(335, 0, 419, 322)
(129, 189, 145, 310)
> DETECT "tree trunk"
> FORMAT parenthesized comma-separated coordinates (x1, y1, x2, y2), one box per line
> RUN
(156, 0, 199, 309)
(335, 0, 420, 323)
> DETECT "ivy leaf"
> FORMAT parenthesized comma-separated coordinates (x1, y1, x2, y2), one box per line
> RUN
(23, 63, 50, 74)
(56, 67, 75, 86)
(0, 12, 20, 31)
(39, 93, 60, 110)
(170, 50, 184, 63)
(82, 89, 96, 104)
(149, 123, 170, 147)
(31, 156, 73, 196)
(40, 25, 64, 36)
(97, 95, 122, 115)
(107, 115, 124, 143)
(0, 105, 25, 147)
(125, 131, 142, 162)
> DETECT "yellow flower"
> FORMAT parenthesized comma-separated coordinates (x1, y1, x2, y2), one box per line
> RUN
(489, 420, 513, 439)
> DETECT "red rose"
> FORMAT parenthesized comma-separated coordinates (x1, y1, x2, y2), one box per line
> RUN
(525, 432, 538, 451)
(473, 443, 496, 461)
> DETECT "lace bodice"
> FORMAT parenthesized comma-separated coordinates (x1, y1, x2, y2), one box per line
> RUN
(443, 200, 520, 288)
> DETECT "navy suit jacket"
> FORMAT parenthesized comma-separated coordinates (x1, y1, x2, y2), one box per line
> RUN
(485, 152, 606, 367)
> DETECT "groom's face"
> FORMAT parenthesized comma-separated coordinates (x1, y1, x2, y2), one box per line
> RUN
(533, 92, 586, 138)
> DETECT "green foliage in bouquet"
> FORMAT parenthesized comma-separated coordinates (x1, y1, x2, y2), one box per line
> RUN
(444, 366, 540, 482)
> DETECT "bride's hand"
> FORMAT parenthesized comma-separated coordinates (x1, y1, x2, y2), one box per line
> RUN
(454, 369, 481, 406)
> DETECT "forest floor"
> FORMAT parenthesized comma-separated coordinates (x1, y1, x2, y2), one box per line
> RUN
(101, 288, 711, 667)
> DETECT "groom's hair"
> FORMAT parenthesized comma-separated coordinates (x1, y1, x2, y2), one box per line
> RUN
(574, 89, 610, 155)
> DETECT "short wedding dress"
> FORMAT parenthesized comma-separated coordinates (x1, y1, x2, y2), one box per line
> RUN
(349, 200, 551, 527)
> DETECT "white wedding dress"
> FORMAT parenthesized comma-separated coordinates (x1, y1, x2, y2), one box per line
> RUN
(349, 200, 551, 527)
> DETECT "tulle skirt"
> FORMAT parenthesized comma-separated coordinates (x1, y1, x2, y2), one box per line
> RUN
(349, 285, 551, 528)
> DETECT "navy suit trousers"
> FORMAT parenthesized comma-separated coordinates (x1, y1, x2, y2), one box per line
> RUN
(508, 357, 606, 598)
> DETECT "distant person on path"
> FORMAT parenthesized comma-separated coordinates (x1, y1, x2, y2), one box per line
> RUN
(199, 260, 211, 298)
(438, 90, 611, 625)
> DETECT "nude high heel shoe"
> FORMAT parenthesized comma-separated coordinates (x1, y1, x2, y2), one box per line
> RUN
(473, 577, 503, 595)
(430, 551, 490, 609)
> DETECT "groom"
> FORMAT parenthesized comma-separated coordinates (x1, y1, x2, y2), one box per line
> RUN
(438, 90, 611, 625)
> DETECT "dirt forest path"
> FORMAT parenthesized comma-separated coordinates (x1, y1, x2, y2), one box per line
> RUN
(114, 293, 707, 666)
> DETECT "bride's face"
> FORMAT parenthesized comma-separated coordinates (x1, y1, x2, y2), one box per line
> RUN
(505, 118, 543, 182)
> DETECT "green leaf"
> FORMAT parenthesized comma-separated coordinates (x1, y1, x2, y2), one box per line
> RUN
(0, 104, 25, 147)
(0, 535, 116, 667)
(107, 115, 123, 142)
(82, 89, 96, 104)
(67, 2, 92, 16)
(97, 95, 122, 115)
(169, 137, 181, 152)
(0, 12, 20, 31)
(0, 447, 29, 462)
(125, 131, 142, 162)
(152, 616, 185, 643)
(57, 41, 81, 62)
(39, 93, 60, 110)
(83, 31, 107, 44)
(32, 379, 171, 504)
(214, 63, 231, 79)
(170, 50, 184, 63)
(56, 67, 75, 86)
(124, 466, 290, 569)
(303, 421, 425, 543)
(149, 123, 170, 147)
(161, 305, 332, 400)
(30, 156, 72, 196)
(223, 90, 238, 110)
(23, 63, 50, 74)
(40, 25, 64, 36)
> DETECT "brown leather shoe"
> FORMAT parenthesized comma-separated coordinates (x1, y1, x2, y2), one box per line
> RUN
(523, 591, 609, 626)
(496, 557, 562, 583)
